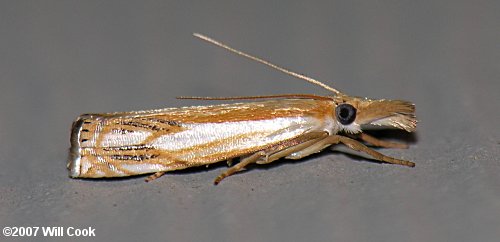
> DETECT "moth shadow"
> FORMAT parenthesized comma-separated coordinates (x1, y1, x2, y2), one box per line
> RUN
(363, 129, 418, 144)
(76, 162, 230, 183)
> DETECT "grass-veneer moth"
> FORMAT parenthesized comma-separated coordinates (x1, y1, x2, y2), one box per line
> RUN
(68, 34, 417, 184)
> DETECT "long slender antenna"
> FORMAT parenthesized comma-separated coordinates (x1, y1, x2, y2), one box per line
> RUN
(193, 33, 341, 95)
(177, 93, 334, 101)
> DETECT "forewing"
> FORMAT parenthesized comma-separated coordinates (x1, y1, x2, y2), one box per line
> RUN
(68, 99, 332, 178)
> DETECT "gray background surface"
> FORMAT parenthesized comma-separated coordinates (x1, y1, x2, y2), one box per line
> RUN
(1, 1, 499, 241)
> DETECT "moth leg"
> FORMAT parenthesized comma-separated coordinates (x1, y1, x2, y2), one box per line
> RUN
(258, 132, 329, 164)
(214, 131, 328, 184)
(214, 151, 265, 185)
(354, 133, 408, 149)
(318, 135, 415, 167)
(145, 171, 166, 182)
(283, 137, 336, 160)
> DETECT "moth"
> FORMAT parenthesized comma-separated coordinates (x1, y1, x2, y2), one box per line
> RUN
(68, 33, 417, 184)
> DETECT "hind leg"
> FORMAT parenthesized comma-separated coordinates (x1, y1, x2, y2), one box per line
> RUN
(214, 151, 265, 185)
(145, 171, 166, 182)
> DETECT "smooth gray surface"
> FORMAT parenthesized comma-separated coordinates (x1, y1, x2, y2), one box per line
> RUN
(1, 1, 499, 241)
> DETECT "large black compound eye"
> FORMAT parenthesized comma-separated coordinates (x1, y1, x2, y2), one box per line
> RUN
(335, 103, 357, 125)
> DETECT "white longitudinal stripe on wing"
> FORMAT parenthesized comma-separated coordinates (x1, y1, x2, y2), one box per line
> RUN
(121, 164, 167, 174)
(100, 130, 152, 147)
(151, 117, 317, 151)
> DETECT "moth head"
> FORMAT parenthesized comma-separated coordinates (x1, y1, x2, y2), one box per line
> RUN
(333, 95, 417, 133)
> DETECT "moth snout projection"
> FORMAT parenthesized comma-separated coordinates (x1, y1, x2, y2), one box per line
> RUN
(68, 33, 417, 184)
